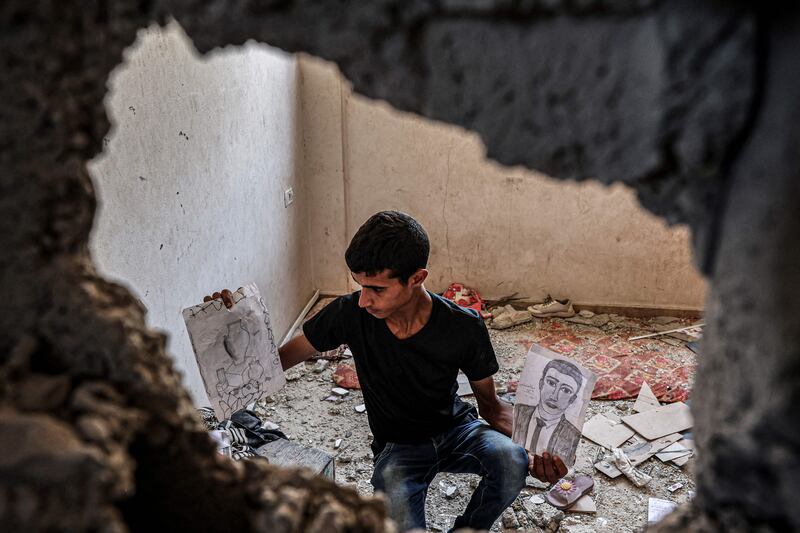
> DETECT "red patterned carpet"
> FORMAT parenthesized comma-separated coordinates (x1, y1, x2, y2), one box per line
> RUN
(499, 316, 698, 403)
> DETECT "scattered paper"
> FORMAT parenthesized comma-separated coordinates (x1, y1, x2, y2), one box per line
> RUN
(182, 284, 286, 421)
(582, 412, 636, 449)
(512, 344, 598, 466)
(595, 433, 681, 478)
(566, 495, 596, 514)
(633, 381, 660, 413)
(667, 482, 684, 493)
(622, 402, 693, 440)
(648, 497, 678, 525)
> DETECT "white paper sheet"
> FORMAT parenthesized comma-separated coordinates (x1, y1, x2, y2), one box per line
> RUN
(512, 344, 597, 466)
(182, 283, 286, 420)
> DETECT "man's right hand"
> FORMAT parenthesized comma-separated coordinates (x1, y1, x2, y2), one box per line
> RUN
(204, 288, 235, 309)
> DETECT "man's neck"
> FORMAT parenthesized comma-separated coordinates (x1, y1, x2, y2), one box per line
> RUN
(534, 405, 562, 425)
(384, 287, 433, 340)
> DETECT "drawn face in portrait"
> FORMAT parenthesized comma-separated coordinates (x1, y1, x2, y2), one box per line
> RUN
(538, 366, 580, 418)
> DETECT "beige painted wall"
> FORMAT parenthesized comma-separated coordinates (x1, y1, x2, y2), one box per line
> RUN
(301, 56, 707, 310)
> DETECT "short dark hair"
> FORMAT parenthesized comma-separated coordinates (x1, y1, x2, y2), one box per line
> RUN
(540, 359, 584, 393)
(345, 211, 429, 283)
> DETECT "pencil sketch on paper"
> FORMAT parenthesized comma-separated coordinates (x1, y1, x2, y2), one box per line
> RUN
(512, 344, 597, 466)
(182, 283, 286, 421)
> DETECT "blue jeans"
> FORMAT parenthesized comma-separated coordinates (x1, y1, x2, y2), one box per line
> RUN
(370, 416, 529, 532)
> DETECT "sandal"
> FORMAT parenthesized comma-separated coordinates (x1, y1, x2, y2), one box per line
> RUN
(545, 475, 595, 510)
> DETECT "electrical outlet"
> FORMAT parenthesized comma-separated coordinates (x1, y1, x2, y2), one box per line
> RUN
(284, 187, 295, 207)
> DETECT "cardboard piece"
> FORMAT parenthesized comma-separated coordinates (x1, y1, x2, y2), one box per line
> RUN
(594, 433, 682, 478)
(582, 413, 636, 449)
(648, 498, 678, 525)
(622, 402, 693, 440)
(633, 381, 660, 413)
(566, 495, 596, 514)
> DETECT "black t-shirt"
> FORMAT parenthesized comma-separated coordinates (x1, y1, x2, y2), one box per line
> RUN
(302, 291, 499, 454)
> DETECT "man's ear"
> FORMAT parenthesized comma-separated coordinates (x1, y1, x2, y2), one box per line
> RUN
(409, 268, 428, 287)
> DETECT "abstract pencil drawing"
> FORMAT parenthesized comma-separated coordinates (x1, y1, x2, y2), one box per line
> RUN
(183, 283, 286, 420)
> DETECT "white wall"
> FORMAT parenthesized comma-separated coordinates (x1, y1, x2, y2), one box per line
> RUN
(89, 22, 312, 406)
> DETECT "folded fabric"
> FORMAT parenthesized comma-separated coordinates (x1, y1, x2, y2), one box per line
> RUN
(199, 407, 286, 461)
(442, 282, 491, 318)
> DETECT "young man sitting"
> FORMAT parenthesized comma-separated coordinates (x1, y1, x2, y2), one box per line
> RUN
(207, 210, 567, 531)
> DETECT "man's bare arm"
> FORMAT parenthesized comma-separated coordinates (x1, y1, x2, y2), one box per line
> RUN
(278, 334, 317, 370)
(470, 376, 513, 436)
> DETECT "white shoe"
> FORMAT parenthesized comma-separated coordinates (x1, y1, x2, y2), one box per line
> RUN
(489, 305, 532, 329)
(527, 295, 576, 318)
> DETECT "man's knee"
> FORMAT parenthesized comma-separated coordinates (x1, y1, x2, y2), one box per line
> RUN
(484, 437, 528, 489)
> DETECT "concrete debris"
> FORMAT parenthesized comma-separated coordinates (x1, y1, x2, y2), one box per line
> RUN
(566, 495, 596, 514)
(323, 395, 338, 402)
(331, 387, 349, 396)
(501, 508, 520, 529)
(438, 480, 459, 499)
(489, 305, 533, 329)
(655, 441, 693, 463)
(578, 309, 595, 318)
(525, 475, 550, 490)
(651, 316, 681, 325)
(622, 402, 693, 440)
(582, 412, 635, 449)
(334, 438, 342, 449)
(529, 495, 546, 505)
(262, 420, 280, 431)
(332, 363, 361, 389)
(354, 404, 366, 413)
(312, 359, 329, 373)
(565, 313, 611, 327)
(632, 381, 660, 413)
(430, 514, 457, 532)
(595, 432, 682, 478)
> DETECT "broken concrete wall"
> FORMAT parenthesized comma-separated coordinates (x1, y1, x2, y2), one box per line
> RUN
(2, 0, 799, 531)
(89, 22, 312, 405)
(300, 56, 706, 309)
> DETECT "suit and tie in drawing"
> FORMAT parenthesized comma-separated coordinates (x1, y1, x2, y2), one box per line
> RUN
(512, 358, 584, 466)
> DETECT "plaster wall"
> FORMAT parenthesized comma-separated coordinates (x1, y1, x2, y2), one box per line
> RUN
(301, 57, 706, 309)
(89, 23, 312, 405)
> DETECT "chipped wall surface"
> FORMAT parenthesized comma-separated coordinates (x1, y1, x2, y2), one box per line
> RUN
(89, 23, 312, 405)
(301, 57, 706, 309)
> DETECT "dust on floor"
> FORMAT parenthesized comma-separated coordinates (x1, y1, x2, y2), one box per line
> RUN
(253, 315, 697, 533)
